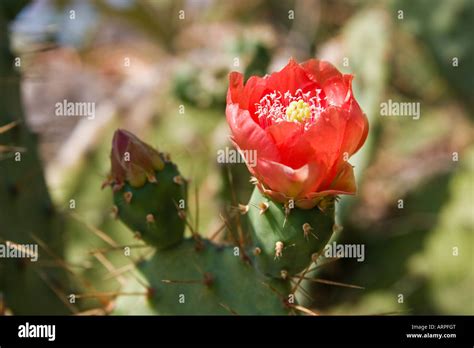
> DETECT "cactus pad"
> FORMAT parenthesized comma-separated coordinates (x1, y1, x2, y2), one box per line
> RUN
(113, 162, 187, 249)
(247, 188, 335, 278)
(138, 239, 290, 315)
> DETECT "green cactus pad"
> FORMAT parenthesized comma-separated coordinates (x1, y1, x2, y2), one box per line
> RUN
(137, 239, 290, 315)
(0, 5, 72, 314)
(247, 188, 335, 278)
(114, 162, 187, 249)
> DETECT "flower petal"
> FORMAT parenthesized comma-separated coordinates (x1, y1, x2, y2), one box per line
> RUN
(254, 158, 326, 199)
(265, 121, 317, 169)
(326, 161, 356, 193)
(296, 162, 356, 209)
(301, 106, 348, 171)
(301, 59, 351, 107)
(226, 103, 280, 162)
(344, 99, 369, 155)
(227, 72, 244, 105)
(306, 101, 367, 190)
(302, 59, 343, 85)
(265, 58, 317, 95)
(226, 59, 369, 207)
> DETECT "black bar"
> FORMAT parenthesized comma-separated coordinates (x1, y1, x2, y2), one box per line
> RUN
(0, 315, 472, 346)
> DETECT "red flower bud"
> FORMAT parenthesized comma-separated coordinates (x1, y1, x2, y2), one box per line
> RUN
(103, 129, 164, 191)
(226, 59, 369, 209)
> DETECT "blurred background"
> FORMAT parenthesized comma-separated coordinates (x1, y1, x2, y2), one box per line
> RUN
(0, 0, 473, 314)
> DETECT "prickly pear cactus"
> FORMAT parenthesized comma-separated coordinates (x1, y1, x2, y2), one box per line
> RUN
(247, 188, 335, 278)
(112, 173, 186, 249)
(104, 129, 187, 248)
(139, 239, 290, 315)
(105, 129, 336, 315)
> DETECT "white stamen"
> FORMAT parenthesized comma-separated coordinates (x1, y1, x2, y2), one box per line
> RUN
(254, 89, 325, 130)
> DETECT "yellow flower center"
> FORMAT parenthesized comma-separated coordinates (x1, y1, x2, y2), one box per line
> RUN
(286, 100, 311, 122)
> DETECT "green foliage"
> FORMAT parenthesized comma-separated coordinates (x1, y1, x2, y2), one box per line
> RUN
(408, 145, 474, 314)
(172, 37, 272, 109)
(396, 0, 474, 111)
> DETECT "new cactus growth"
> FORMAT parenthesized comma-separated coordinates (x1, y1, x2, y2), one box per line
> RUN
(247, 188, 335, 278)
(103, 130, 187, 249)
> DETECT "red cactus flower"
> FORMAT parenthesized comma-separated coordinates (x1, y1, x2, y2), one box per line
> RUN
(103, 129, 165, 191)
(226, 58, 369, 209)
